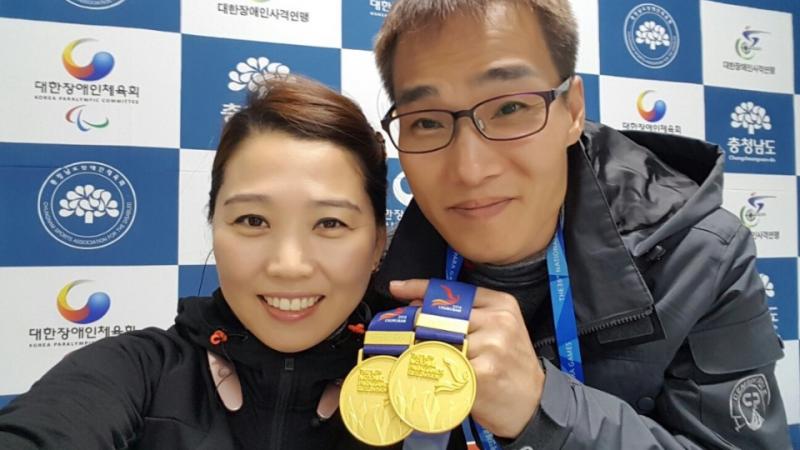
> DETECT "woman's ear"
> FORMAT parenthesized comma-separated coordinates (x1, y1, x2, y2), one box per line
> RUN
(373, 226, 388, 271)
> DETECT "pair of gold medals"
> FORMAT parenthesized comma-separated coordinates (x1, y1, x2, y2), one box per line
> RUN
(340, 337, 477, 446)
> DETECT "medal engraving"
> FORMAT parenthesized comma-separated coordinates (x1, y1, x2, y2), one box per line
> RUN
(389, 341, 476, 433)
(340, 355, 412, 446)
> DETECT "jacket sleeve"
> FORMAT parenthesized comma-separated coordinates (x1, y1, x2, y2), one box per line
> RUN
(502, 225, 791, 449)
(0, 329, 171, 450)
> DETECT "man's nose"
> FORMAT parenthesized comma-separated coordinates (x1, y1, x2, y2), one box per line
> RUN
(447, 116, 503, 186)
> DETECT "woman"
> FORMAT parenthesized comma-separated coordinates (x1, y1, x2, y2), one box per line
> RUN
(0, 77, 388, 449)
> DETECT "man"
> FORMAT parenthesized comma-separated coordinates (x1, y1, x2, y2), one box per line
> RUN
(369, 0, 791, 448)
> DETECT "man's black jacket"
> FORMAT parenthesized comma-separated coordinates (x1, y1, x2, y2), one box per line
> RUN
(370, 122, 791, 449)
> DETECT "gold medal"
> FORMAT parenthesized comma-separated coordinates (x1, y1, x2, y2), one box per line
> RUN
(340, 353, 413, 446)
(388, 340, 476, 434)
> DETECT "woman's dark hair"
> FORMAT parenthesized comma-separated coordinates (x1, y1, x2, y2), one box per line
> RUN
(208, 76, 388, 226)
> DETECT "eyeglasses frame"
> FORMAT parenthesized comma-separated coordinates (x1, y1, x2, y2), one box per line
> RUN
(380, 76, 573, 154)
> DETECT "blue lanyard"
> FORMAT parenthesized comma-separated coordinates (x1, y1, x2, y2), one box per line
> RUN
(452, 212, 583, 449)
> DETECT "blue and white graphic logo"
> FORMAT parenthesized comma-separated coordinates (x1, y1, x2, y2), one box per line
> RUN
(757, 258, 798, 341)
(181, 35, 340, 150)
(38, 161, 136, 250)
(730, 101, 771, 135)
(227, 57, 291, 96)
(386, 158, 410, 231)
(221, 57, 292, 122)
(343, 0, 393, 50)
(705, 87, 793, 175)
(624, 3, 680, 69)
(65, 0, 126, 10)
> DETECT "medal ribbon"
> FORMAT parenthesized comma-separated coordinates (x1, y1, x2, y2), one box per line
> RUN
(403, 276, 477, 450)
(456, 210, 583, 449)
(363, 306, 420, 357)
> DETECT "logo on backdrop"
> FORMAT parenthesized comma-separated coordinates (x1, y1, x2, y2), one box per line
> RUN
(221, 57, 291, 122)
(723, 27, 775, 75)
(726, 102, 776, 164)
(216, 2, 310, 22)
(759, 272, 781, 336)
(636, 90, 667, 122)
(393, 170, 412, 207)
(57, 280, 111, 324)
(38, 161, 137, 250)
(731, 102, 772, 135)
(62, 39, 115, 81)
(65, 0, 127, 10)
(736, 27, 769, 60)
(28, 279, 135, 350)
(624, 3, 680, 69)
(622, 90, 681, 134)
(738, 193, 780, 241)
(33, 39, 140, 133)
(368, 0, 393, 18)
(386, 159, 411, 231)
(730, 374, 771, 432)
(65, 105, 109, 132)
(739, 194, 773, 228)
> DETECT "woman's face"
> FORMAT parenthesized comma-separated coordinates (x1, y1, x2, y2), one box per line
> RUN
(212, 130, 385, 353)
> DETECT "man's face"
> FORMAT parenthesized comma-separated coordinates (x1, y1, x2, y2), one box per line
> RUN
(391, 2, 585, 265)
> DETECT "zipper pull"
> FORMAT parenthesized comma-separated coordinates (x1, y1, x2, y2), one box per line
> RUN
(284, 357, 295, 372)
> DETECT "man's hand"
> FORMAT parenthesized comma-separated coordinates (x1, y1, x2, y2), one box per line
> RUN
(389, 279, 545, 438)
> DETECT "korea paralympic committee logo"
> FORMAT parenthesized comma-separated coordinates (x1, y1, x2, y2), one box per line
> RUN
(38, 161, 136, 250)
(58, 280, 111, 324)
(636, 91, 667, 122)
(65, 0, 126, 10)
(62, 39, 115, 81)
(624, 3, 680, 69)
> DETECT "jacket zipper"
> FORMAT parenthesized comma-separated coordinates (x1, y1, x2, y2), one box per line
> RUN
(533, 308, 653, 350)
(269, 357, 295, 450)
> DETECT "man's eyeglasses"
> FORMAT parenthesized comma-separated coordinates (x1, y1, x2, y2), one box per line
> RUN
(381, 77, 572, 154)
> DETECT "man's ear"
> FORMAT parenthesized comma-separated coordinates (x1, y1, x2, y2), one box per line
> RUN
(565, 75, 586, 146)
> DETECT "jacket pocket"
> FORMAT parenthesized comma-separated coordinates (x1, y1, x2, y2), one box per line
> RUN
(687, 310, 783, 375)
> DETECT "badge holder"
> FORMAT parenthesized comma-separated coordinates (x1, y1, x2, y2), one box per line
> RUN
(340, 306, 419, 446)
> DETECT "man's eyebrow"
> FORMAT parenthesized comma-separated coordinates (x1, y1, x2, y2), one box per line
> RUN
(393, 65, 538, 107)
(473, 65, 538, 84)
(395, 85, 439, 107)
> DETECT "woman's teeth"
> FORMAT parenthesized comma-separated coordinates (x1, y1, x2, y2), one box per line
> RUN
(262, 296, 321, 311)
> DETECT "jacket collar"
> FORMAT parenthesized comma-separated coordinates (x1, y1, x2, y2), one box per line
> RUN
(175, 290, 365, 375)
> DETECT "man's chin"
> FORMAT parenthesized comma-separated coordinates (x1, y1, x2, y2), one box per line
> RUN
(445, 238, 514, 265)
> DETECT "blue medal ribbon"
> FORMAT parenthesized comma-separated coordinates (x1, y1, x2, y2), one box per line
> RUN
(455, 211, 583, 449)
(546, 212, 584, 382)
(404, 277, 477, 450)
(363, 306, 420, 357)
